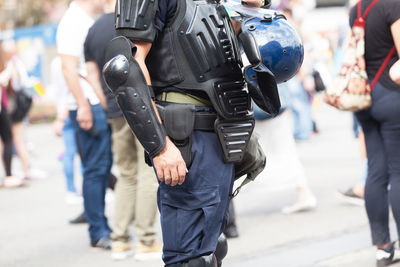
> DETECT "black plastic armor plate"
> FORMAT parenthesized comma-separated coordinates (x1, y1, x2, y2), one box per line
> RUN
(214, 118, 255, 163)
(176, 1, 242, 83)
(212, 80, 252, 119)
(115, 0, 158, 42)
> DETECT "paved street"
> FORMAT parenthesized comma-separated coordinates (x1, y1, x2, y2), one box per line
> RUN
(1, 100, 399, 267)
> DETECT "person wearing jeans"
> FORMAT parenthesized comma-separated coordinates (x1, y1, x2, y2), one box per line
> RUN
(57, 0, 112, 248)
(61, 116, 84, 197)
(69, 104, 112, 244)
(83, 2, 161, 259)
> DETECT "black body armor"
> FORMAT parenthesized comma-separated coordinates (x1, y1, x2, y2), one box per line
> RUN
(146, 0, 252, 120)
(109, 0, 258, 162)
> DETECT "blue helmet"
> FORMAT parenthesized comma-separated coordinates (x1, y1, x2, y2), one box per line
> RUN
(242, 14, 304, 84)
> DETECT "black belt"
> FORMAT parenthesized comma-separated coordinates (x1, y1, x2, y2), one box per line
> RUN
(156, 104, 216, 131)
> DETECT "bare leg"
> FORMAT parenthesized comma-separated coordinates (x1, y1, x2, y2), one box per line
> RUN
(12, 122, 30, 178)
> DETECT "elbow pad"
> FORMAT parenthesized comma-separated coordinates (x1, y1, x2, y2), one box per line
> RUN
(103, 36, 166, 157)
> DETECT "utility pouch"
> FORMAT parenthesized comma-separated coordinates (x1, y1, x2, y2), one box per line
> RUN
(157, 103, 196, 167)
(214, 117, 255, 163)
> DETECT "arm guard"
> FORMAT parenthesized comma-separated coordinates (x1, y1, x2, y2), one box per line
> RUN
(103, 36, 166, 157)
(115, 0, 158, 42)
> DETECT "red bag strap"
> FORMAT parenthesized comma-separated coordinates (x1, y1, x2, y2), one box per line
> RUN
(371, 46, 396, 90)
(357, 0, 381, 21)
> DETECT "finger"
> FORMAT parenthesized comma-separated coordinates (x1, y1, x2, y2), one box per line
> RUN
(164, 169, 172, 185)
(170, 167, 179, 187)
(156, 166, 164, 182)
(177, 162, 187, 185)
(79, 120, 89, 131)
(83, 123, 91, 131)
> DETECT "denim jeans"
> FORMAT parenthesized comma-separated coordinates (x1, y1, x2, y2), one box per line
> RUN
(356, 82, 400, 246)
(61, 116, 80, 193)
(69, 104, 112, 243)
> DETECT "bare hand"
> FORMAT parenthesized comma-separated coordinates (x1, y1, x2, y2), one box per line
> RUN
(77, 104, 93, 131)
(389, 59, 400, 84)
(153, 138, 188, 186)
(53, 119, 64, 137)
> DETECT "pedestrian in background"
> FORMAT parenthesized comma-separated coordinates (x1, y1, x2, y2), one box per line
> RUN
(57, 0, 113, 249)
(254, 103, 317, 214)
(349, 0, 400, 265)
(2, 40, 47, 181)
(84, 0, 162, 260)
(51, 56, 84, 205)
(0, 43, 25, 188)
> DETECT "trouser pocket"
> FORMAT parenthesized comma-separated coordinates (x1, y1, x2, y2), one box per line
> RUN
(159, 185, 221, 262)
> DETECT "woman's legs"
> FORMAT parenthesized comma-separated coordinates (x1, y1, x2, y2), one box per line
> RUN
(357, 83, 400, 251)
(358, 115, 390, 246)
(0, 105, 25, 187)
(0, 106, 13, 176)
(12, 121, 30, 178)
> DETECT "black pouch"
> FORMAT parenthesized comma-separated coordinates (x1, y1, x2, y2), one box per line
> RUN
(159, 103, 196, 167)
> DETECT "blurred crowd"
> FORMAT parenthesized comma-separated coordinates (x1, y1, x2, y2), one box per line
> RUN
(1, 0, 399, 265)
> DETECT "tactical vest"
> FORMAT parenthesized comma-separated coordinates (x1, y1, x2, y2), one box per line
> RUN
(146, 0, 251, 119)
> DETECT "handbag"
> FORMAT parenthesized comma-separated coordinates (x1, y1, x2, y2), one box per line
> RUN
(324, 0, 395, 111)
(10, 89, 32, 122)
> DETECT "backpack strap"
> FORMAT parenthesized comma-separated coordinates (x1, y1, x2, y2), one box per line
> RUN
(371, 46, 396, 90)
(356, 0, 395, 90)
(355, 0, 380, 26)
(360, 0, 381, 21)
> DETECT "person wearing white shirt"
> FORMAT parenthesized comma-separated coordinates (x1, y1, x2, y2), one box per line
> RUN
(57, 0, 113, 249)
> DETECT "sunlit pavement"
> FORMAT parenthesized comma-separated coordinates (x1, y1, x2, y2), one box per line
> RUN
(1, 100, 399, 267)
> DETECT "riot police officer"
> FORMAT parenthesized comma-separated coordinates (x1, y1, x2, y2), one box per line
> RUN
(103, 0, 303, 265)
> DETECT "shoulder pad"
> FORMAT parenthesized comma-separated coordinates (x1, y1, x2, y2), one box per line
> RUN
(116, 0, 158, 42)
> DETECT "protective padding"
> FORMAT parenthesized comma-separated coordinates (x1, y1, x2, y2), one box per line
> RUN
(103, 36, 166, 157)
(115, 0, 158, 42)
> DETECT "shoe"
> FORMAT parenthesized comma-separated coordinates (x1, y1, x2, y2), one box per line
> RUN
(337, 188, 364, 206)
(376, 242, 400, 267)
(282, 195, 317, 214)
(223, 225, 239, 239)
(1, 176, 27, 188)
(111, 241, 133, 260)
(69, 212, 87, 224)
(65, 192, 83, 205)
(134, 241, 163, 261)
(92, 236, 112, 250)
(28, 168, 48, 180)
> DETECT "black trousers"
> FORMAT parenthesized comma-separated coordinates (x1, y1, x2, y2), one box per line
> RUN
(356, 82, 400, 246)
(0, 104, 13, 176)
